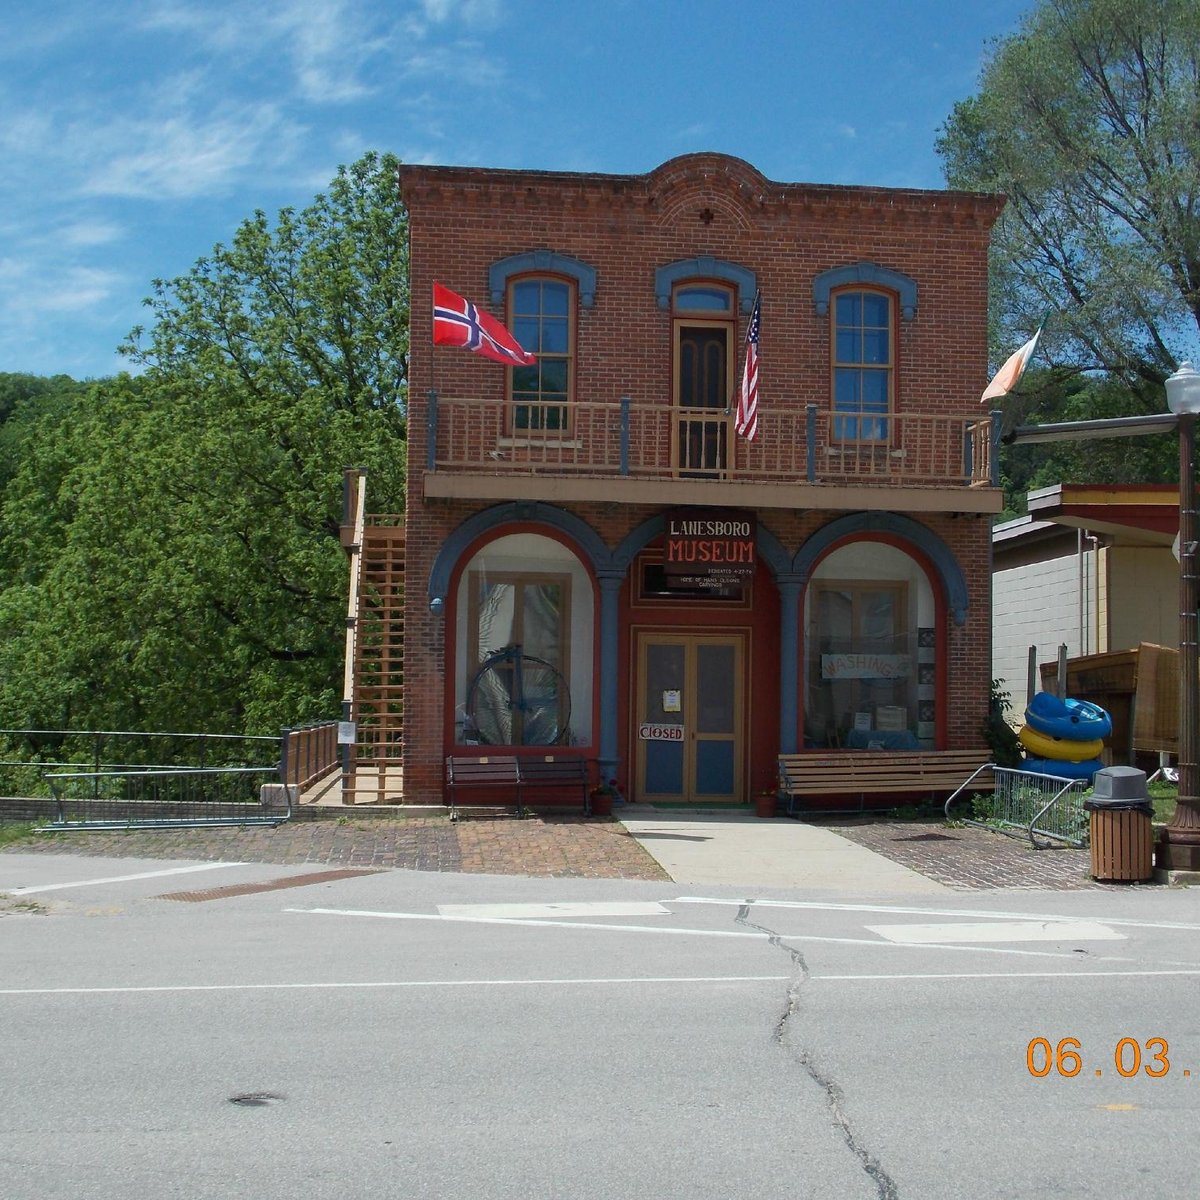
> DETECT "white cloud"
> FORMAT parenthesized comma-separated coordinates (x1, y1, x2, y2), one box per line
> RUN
(80, 105, 305, 199)
(418, 0, 503, 28)
(399, 42, 506, 88)
(61, 220, 125, 248)
(138, 0, 400, 105)
(0, 253, 121, 324)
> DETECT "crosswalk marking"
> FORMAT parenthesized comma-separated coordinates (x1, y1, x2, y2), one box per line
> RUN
(865, 920, 1124, 944)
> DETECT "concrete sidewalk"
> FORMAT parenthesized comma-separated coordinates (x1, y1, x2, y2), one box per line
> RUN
(619, 808, 950, 893)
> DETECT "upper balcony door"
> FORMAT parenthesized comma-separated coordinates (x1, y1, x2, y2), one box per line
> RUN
(673, 284, 736, 477)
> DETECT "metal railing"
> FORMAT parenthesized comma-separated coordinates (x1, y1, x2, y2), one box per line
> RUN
(427, 394, 999, 489)
(0, 729, 280, 801)
(43, 766, 286, 829)
(945, 764, 1090, 849)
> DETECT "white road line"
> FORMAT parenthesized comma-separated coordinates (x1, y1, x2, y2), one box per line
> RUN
(437, 901, 670, 918)
(287, 907, 1088, 958)
(673, 896, 1200, 933)
(866, 921, 1125, 944)
(0, 975, 789, 997)
(5, 862, 248, 895)
(813, 969, 1200, 982)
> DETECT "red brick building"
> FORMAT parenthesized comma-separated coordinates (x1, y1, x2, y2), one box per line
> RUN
(366, 153, 1004, 808)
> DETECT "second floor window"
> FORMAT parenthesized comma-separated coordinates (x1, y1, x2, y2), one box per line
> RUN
(833, 289, 894, 441)
(509, 277, 573, 433)
(673, 282, 735, 474)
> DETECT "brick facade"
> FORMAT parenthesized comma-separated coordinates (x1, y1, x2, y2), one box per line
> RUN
(397, 154, 1003, 806)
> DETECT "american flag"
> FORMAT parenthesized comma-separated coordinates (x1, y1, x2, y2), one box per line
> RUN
(735, 292, 760, 440)
(432, 282, 537, 367)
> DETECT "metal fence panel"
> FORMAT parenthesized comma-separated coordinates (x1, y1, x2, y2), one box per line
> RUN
(945, 765, 1089, 849)
(43, 767, 286, 829)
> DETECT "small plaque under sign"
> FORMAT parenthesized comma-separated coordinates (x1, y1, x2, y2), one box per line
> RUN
(337, 721, 357, 745)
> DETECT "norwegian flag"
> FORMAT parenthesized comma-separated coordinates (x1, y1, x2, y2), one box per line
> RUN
(432, 282, 537, 367)
(735, 291, 760, 440)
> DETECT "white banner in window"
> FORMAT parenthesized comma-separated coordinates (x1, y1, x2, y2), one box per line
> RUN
(821, 653, 912, 680)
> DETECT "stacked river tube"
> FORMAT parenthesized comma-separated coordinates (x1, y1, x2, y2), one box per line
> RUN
(1016, 692, 1113, 781)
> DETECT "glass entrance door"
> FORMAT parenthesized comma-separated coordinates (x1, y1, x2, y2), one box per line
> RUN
(636, 634, 743, 802)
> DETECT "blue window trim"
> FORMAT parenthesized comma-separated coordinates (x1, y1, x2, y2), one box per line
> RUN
(813, 262, 917, 321)
(489, 251, 597, 308)
(655, 257, 757, 314)
(792, 512, 968, 626)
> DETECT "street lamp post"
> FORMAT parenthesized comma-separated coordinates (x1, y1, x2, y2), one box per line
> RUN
(1162, 360, 1200, 871)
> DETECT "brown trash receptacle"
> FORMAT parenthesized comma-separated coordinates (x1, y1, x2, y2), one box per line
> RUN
(1086, 766, 1154, 883)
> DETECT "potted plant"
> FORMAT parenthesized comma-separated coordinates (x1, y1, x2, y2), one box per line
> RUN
(755, 787, 779, 818)
(589, 779, 620, 817)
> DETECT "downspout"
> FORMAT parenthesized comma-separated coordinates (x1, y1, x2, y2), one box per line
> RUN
(1080, 528, 1089, 652)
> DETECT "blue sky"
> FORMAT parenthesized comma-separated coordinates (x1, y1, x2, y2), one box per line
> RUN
(2, 0, 1033, 381)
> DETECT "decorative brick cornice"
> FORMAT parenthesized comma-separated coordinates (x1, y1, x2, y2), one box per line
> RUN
(397, 156, 1006, 232)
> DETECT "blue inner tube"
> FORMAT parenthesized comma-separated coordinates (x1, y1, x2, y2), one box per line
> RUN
(1020, 756, 1104, 781)
(1024, 693, 1112, 740)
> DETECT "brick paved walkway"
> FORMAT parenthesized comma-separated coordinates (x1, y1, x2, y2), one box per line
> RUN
(0, 811, 1126, 890)
(0, 814, 671, 881)
(830, 819, 1103, 890)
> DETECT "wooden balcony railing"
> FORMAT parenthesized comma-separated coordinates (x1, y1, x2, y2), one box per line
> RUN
(426, 393, 999, 490)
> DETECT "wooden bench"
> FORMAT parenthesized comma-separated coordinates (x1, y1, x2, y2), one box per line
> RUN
(446, 755, 522, 820)
(516, 755, 591, 813)
(777, 749, 993, 816)
(445, 754, 590, 820)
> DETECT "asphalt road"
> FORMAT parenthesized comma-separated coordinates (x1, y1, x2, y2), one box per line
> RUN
(3, 853, 1199, 1200)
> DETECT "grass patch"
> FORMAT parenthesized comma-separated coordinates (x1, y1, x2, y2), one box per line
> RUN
(0, 822, 37, 848)
(1148, 781, 1177, 823)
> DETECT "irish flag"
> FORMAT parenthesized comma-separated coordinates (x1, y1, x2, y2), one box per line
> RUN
(980, 320, 1045, 403)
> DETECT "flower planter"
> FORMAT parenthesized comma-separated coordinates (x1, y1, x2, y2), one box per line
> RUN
(590, 791, 614, 817)
(756, 794, 777, 818)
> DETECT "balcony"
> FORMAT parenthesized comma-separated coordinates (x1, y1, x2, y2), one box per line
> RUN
(422, 395, 1003, 514)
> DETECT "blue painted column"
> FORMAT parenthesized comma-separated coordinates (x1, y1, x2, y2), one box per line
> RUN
(597, 572, 624, 785)
(776, 575, 804, 753)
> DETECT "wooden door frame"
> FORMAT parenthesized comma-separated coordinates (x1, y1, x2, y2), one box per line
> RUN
(633, 630, 746, 803)
(671, 317, 734, 477)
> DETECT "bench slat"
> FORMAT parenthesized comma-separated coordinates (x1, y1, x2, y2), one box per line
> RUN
(778, 750, 992, 810)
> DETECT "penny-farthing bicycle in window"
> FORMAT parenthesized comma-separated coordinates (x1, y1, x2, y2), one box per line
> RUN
(465, 644, 572, 746)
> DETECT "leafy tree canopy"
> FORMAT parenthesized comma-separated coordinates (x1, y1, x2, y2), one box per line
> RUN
(0, 152, 409, 737)
(939, 0, 1200, 410)
(993, 366, 1177, 519)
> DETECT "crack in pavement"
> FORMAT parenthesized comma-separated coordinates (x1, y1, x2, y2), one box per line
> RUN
(736, 901, 900, 1200)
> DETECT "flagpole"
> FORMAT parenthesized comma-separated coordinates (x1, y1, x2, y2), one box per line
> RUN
(428, 281, 438, 473)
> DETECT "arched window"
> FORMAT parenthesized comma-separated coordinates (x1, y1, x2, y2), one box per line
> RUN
(453, 533, 594, 747)
(802, 541, 936, 750)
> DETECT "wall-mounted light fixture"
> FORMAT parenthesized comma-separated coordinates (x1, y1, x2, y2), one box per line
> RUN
(429, 596, 445, 615)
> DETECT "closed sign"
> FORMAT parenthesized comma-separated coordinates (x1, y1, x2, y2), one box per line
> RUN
(640, 723, 684, 741)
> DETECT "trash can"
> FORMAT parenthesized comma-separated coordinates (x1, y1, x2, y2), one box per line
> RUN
(1085, 767, 1154, 882)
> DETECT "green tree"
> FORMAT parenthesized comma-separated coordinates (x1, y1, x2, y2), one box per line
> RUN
(0, 152, 409, 736)
(994, 368, 1178, 518)
(0, 373, 86, 492)
(938, 0, 1200, 407)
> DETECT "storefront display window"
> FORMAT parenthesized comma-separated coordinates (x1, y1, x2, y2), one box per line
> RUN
(453, 533, 594, 746)
(803, 541, 935, 749)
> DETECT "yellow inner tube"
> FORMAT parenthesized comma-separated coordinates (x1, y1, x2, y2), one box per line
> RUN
(1018, 724, 1104, 761)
